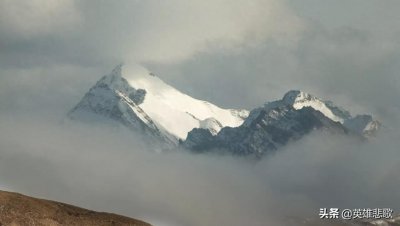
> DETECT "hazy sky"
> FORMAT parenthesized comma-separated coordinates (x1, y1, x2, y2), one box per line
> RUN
(1, 1, 400, 226)
(1, 0, 399, 115)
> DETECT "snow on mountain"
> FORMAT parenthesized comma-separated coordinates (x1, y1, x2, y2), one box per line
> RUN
(68, 65, 379, 155)
(69, 65, 249, 142)
(281, 90, 349, 122)
(344, 114, 381, 137)
(125, 70, 249, 140)
(184, 104, 350, 157)
(199, 118, 223, 135)
(264, 90, 380, 135)
(68, 65, 177, 146)
(184, 90, 380, 157)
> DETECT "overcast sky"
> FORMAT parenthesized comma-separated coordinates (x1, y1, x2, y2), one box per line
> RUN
(1, 0, 399, 117)
(1, 1, 400, 226)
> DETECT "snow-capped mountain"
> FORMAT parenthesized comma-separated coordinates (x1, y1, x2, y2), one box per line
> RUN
(69, 65, 379, 156)
(68, 65, 249, 145)
(127, 69, 249, 139)
(184, 103, 350, 157)
(183, 90, 380, 157)
(265, 90, 380, 136)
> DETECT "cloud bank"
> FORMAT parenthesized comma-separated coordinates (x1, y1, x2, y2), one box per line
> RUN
(0, 114, 399, 226)
(0, 0, 303, 67)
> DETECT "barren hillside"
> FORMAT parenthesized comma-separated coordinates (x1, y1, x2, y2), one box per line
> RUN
(0, 190, 151, 226)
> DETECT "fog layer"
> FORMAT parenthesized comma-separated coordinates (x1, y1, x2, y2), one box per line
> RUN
(0, 112, 399, 226)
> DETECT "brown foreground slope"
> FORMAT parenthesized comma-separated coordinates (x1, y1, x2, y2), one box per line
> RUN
(0, 190, 151, 226)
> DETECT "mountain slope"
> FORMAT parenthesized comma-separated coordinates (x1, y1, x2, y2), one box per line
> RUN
(68, 65, 249, 143)
(267, 90, 380, 136)
(0, 190, 151, 226)
(184, 90, 380, 157)
(128, 72, 248, 139)
(68, 65, 177, 146)
(68, 66, 379, 155)
(184, 105, 350, 157)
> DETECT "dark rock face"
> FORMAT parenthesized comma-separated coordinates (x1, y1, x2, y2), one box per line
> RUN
(184, 105, 349, 157)
(68, 65, 177, 147)
(68, 66, 379, 156)
(184, 128, 216, 152)
(129, 88, 146, 105)
(68, 77, 144, 128)
(344, 114, 381, 137)
(183, 89, 381, 157)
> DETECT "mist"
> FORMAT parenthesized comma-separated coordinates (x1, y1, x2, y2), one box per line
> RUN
(1, 103, 399, 226)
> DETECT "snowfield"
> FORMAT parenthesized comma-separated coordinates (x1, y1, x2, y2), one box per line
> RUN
(128, 72, 248, 140)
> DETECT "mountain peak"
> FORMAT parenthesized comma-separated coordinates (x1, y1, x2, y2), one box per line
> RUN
(103, 64, 123, 83)
(111, 63, 123, 77)
(94, 64, 134, 93)
(69, 65, 249, 141)
(124, 69, 249, 139)
(69, 65, 379, 155)
(282, 90, 317, 105)
(279, 89, 380, 135)
(184, 89, 380, 156)
(279, 89, 346, 122)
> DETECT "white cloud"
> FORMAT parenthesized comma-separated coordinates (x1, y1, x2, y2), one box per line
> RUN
(127, 0, 304, 63)
(72, 0, 303, 64)
(0, 0, 81, 37)
(0, 115, 399, 226)
(0, 0, 303, 66)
